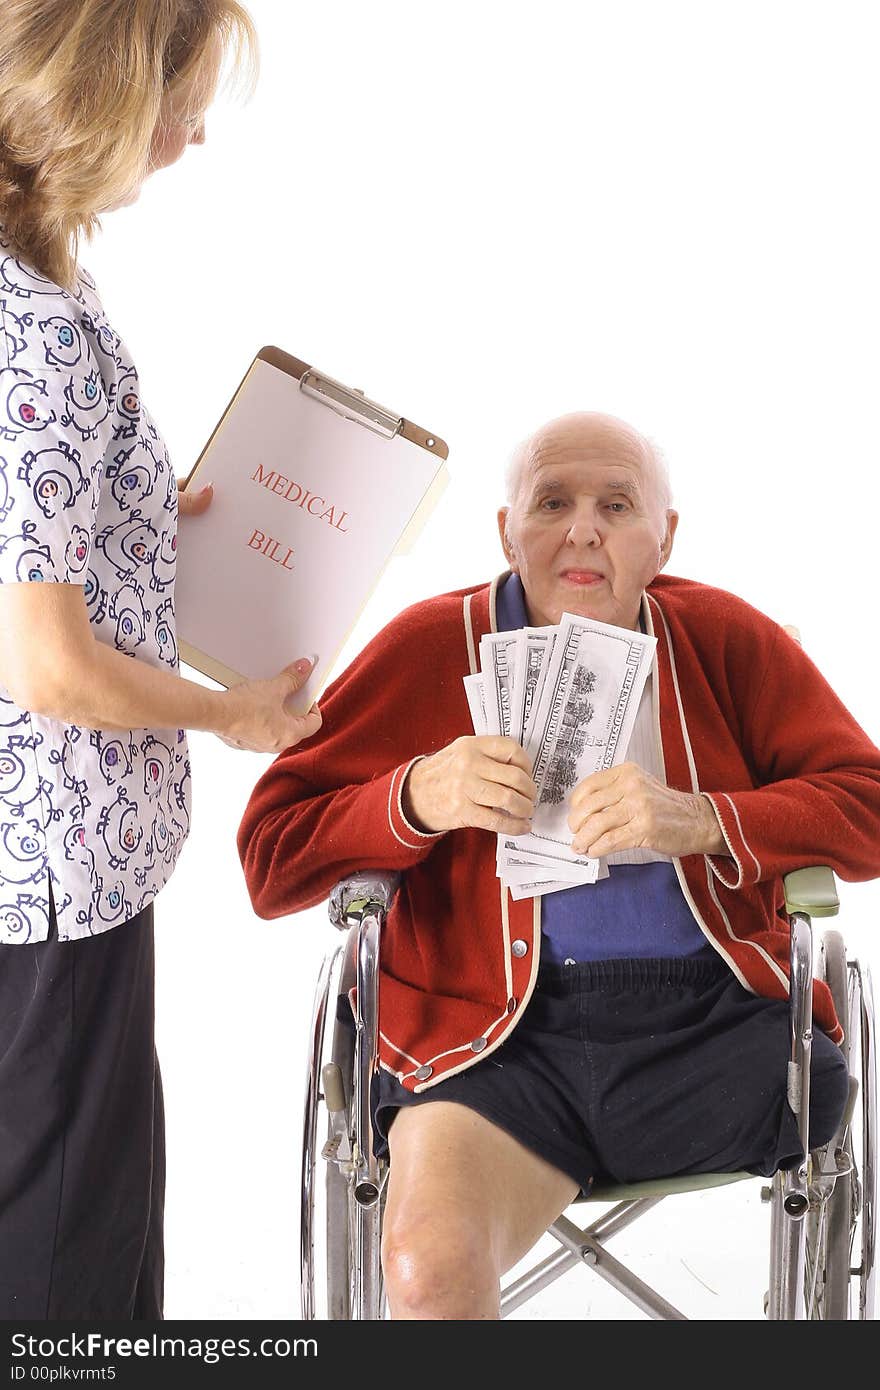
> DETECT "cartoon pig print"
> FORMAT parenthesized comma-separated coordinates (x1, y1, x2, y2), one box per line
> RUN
(113, 369, 141, 441)
(1, 306, 32, 363)
(95, 514, 158, 580)
(0, 750, 26, 800)
(82, 566, 108, 623)
(0, 522, 60, 583)
(79, 311, 121, 365)
(64, 525, 91, 577)
(0, 255, 60, 299)
(0, 454, 13, 523)
(39, 315, 84, 368)
(108, 577, 148, 652)
(92, 878, 131, 925)
(150, 530, 177, 593)
(96, 789, 143, 869)
(154, 598, 178, 667)
(19, 442, 89, 519)
(61, 370, 111, 442)
(0, 369, 56, 442)
(1, 820, 45, 884)
(107, 452, 154, 511)
(63, 822, 97, 879)
(141, 737, 173, 798)
(92, 733, 134, 787)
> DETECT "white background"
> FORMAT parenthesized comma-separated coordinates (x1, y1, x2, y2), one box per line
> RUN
(84, 0, 879, 1319)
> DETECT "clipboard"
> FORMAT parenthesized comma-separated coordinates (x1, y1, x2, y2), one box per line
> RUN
(174, 346, 449, 711)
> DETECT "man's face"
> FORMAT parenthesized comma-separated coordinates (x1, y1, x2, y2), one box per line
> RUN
(497, 417, 678, 631)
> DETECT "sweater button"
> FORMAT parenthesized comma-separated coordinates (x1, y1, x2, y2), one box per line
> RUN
(414, 1065, 433, 1080)
(507, 997, 517, 1014)
(470, 1037, 487, 1053)
(511, 939, 528, 957)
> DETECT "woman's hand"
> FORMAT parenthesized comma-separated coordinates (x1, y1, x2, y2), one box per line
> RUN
(217, 659, 322, 754)
(177, 480, 213, 516)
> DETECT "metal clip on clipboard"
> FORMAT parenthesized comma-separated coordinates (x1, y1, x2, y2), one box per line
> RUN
(299, 370, 403, 440)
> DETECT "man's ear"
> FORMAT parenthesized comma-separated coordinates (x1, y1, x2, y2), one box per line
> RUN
(497, 506, 518, 570)
(658, 510, 679, 570)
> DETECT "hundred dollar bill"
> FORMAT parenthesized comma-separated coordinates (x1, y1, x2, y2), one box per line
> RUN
(479, 632, 520, 738)
(463, 673, 488, 735)
(496, 835, 599, 878)
(498, 844, 600, 884)
(517, 612, 656, 865)
(512, 626, 557, 745)
(508, 878, 576, 900)
(498, 861, 572, 885)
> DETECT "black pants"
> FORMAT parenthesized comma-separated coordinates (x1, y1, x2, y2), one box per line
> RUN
(0, 890, 164, 1319)
(373, 957, 850, 1193)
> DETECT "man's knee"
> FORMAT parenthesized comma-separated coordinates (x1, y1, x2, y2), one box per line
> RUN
(381, 1211, 499, 1317)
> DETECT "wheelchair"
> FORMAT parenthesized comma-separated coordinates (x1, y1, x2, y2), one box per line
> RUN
(301, 866, 876, 1320)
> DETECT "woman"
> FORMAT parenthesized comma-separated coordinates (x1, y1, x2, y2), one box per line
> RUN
(0, 1, 320, 1319)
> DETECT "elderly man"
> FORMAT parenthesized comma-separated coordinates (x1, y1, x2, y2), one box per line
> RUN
(238, 412, 880, 1320)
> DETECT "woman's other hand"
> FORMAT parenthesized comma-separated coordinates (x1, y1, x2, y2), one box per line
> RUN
(217, 659, 323, 753)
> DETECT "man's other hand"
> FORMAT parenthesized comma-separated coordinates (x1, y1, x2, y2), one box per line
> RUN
(568, 762, 726, 858)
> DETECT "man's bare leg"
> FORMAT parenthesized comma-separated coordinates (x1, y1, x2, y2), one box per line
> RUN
(382, 1101, 580, 1320)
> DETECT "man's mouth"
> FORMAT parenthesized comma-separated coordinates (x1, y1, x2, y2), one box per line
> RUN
(560, 569, 605, 586)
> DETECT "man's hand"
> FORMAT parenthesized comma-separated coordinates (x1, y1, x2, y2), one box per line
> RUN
(403, 736, 537, 836)
(568, 762, 726, 858)
(177, 480, 213, 516)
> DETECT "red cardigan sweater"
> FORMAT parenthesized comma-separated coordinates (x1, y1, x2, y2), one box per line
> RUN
(238, 573, 880, 1082)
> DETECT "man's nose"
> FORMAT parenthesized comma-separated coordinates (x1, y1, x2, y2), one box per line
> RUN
(565, 505, 602, 546)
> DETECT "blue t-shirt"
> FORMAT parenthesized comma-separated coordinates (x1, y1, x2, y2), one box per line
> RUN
(494, 573, 711, 963)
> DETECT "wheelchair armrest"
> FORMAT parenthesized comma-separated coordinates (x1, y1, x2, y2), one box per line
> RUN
(783, 866, 839, 919)
(328, 872, 401, 930)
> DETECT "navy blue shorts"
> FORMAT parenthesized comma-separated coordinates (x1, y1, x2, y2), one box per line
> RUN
(371, 957, 849, 1193)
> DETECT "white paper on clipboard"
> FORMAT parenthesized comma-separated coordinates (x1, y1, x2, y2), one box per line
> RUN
(174, 349, 448, 711)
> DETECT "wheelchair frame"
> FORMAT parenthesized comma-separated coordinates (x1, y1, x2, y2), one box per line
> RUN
(301, 866, 876, 1320)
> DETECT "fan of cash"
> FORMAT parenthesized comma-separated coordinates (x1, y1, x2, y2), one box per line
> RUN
(463, 612, 656, 900)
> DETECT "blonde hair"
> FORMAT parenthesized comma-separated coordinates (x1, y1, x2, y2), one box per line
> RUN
(0, 1, 257, 290)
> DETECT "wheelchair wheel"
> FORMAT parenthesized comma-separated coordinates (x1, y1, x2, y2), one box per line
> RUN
(302, 929, 388, 1320)
(324, 987, 356, 1320)
(804, 932, 876, 1319)
(323, 1011, 388, 1320)
(302, 940, 343, 1319)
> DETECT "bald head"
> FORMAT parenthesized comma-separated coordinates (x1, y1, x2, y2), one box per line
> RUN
(497, 410, 679, 630)
(505, 413, 672, 526)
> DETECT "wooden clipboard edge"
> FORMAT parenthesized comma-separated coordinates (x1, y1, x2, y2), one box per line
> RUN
(398, 417, 449, 462)
(178, 639, 246, 689)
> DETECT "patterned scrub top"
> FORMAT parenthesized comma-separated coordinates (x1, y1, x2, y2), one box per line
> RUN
(0, 232, 192, 942)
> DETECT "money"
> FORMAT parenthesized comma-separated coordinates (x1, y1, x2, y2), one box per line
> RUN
(517, 612, 655, 868)
(497, 837, 601, 880)
(512, 626, 557, 745)
(463, 673, 488, 736)
(465, 610, 656, 897)
(508, 878, 577, 900)
(479, 632, 519, 738)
